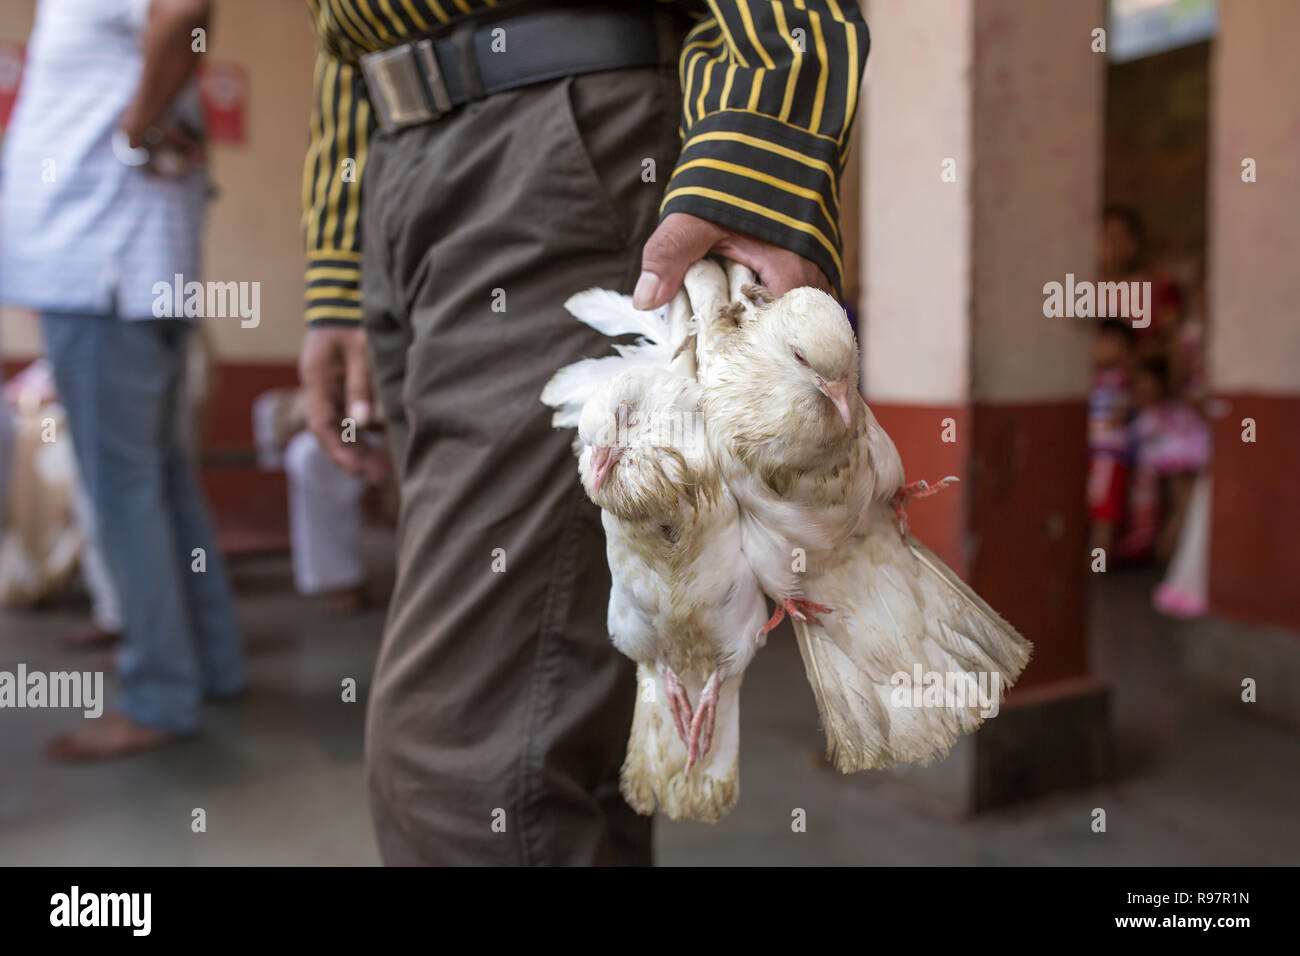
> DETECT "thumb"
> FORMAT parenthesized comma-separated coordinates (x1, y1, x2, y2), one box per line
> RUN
(634, 213, 726, 310)
(343, 333, 374, 428)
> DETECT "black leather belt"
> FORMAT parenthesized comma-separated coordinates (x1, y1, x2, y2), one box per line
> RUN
(360, 6, 670, 133)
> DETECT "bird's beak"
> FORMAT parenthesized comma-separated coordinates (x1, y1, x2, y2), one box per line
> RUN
(819, 378, 854, 428)
(590, 444, 622, 494)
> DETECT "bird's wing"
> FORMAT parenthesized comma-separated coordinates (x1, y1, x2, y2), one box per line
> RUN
(540, 353, 659, 429)
(540, 290, 674, 427)
(855, 402, 907, 521)
(563, 287, 671, 345)
(794, 501, 1032, 772)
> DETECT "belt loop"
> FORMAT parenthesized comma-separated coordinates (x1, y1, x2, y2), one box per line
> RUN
(453, 22, 486, 103)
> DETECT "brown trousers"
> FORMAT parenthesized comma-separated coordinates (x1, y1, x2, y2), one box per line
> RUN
(361, 67, 681, 865)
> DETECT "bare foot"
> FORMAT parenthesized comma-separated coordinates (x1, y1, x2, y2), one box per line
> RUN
(64, 623, 120, 650)
(47, 712, 184, 762)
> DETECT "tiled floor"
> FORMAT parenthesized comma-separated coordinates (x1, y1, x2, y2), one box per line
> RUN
(2, 543, 1297, 866)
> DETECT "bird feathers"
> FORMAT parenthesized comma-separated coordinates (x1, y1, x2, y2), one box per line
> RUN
(684, 259, 1033, 775)
(793, 504, 1032, 772)
(540, 289, 675, 428)
(622, 664, 741, 823)
(540, 257, 1034, 824)
(542, 280, 765, 825)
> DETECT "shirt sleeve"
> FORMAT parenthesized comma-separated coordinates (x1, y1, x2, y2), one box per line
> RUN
(302, 26, 373, 325)
(661, 0, 869, 295)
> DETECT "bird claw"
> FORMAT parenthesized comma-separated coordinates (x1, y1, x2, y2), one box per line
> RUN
(786, 597, 833, 623)
(685, 671, 721, 772)
(662, 667, 692, 747)
(892, 475, 959, 538)
(758, 597, 835, 639)
(758, 603, 785, 639)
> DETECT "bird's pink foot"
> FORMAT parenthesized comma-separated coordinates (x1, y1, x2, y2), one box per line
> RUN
(785, 597, 833, 624)
(662, 667, 693, 746)
(685, 671, 721, 772)
(892, 475, 959, 537)
(758, 597, 835, 639)
(758, 602, 787, 637)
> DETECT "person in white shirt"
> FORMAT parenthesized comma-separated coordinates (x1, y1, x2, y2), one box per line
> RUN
(0, 0, 243, 758)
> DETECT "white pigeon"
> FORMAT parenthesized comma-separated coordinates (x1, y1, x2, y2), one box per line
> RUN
(689, 258, 1033, 772)
(542, 289, 768, 823)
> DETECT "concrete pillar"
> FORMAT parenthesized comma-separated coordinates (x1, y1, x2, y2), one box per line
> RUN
(1204, 0, 1300, 634)
(860, 0, 1109, 810)
(1183, 0, 1300, 729)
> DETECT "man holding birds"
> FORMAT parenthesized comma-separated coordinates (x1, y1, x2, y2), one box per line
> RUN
(298, 0, 869, 865)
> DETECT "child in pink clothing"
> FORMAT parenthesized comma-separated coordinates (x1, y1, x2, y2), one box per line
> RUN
(1125, 356, 1212, 573)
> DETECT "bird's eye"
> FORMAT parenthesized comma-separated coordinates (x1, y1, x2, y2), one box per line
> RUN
(791, 347, 809, 366)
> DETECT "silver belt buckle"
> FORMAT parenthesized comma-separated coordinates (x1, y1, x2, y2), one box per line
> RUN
(414, 39, 453, 116)
(361, 39, 451, 132)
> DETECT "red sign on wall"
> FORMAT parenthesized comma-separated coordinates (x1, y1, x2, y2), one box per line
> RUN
(199, 62, 247, 145)
(0, 48, 245, 141)
(0, 43, 24, 130)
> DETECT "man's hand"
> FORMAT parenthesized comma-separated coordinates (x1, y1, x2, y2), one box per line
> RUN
(299, 325, 389, 482)
(143, 123, 205, 179)
(633, 212, 832, 310)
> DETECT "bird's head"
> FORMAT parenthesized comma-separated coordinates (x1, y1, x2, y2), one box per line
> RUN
(577, 369, 706, 522)
(752, 287, 860, 429)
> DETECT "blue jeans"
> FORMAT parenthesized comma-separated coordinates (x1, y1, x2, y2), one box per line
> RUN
(42, 313, 244, 733)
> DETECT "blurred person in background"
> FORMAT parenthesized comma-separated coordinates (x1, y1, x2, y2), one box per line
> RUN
(1088, 319, 1137, 556)
(1099, 204, 1182, 358)
(1129, 355, 1211, 564)
(1153, 261, 1213, 618)
(252, 387, 384, 614)
(68, 324, 214, 646)
(0, 0, 243, 759)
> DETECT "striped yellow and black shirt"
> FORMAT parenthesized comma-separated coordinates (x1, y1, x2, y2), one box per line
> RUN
(303, 0, 869, 324)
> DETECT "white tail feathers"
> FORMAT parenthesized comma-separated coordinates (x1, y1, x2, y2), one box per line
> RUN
(621, 663, 741, 824)
(794, 506, 1033, 773)
(540, 289, 680, 428)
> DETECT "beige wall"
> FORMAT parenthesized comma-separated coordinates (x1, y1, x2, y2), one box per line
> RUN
(860, 0, 973, 405)
(861, 0, 1100, 405)
(1, 0, 316, 364)
(969, 0, 1101, 403)
(1208, 0, 1300, 395)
